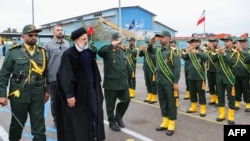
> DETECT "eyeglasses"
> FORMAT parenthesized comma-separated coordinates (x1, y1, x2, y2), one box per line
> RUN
(27, 34, 38, 37)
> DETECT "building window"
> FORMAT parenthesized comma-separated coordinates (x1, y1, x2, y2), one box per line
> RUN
(94, 12, 102, 17)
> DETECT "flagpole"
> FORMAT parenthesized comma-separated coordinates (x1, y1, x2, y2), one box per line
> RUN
(204, 20, 205, 35)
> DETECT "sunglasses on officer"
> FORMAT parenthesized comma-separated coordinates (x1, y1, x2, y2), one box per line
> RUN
(27, 34, 38, 38)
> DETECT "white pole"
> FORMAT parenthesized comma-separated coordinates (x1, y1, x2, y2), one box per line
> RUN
(119, 0, 122, 34)
(32, 0, 34, 25)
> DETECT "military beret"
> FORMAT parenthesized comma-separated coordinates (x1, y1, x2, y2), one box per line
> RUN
(71, 27, 87, 41)
(155, 31, 171, 37)
(22, 24, 41, 34)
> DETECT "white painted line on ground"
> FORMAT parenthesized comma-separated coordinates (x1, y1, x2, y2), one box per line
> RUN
(104, 120, 154, 141)
(0, 125, 9, 141)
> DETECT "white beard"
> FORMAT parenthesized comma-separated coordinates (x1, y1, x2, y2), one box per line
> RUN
(75, 43, 88, 52)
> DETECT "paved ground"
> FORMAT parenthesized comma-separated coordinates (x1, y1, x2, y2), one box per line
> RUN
(0, 59, 250, 141)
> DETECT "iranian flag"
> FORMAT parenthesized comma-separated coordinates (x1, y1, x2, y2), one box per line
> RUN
(196, 10, 205, 26)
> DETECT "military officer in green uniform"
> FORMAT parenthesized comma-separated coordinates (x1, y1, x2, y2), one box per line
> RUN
(0, 24, 49, 141)
(149, 31, 181, 136)
(139, 38, 157, 104)
(211, 35, 236, 125)
(98, 32, 130, 132)
(126, 37, 138, 98)
(234, 37, 250, 112)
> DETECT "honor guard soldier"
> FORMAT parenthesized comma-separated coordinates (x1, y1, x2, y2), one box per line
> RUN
(139, 38, 157, 104)
(182, 40, 192, 100)
(212, 35, 237, 124)
(0, 24, 49, 141)
(126, 37, 138, 98)
(170, 39, 180, 108)
(205, 38, 219, 106)
(149, 31, 181, 136)
(234, 36, 250, 112)
(182, 38, 208, 117)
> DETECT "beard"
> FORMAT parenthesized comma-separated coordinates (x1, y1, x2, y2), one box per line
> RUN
(56, 34, 64, 39)
(77, 43, 88, 50)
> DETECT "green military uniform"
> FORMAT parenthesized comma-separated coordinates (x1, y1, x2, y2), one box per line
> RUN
(205, 39, 219, 105)
(151, 31, 181, 136)
(126, 43, 138, 98)
(0, 24, 48, 141)
(182, 45, 208, 117)
(0, 44, 48, 140)
(98, 39, 130, 131)
(234, 37, 250, 112)
(244, 54, 250, 64)
(139, 44, 157, 103)
(212, 36, 236, 125)
(89, 42, 97, 60)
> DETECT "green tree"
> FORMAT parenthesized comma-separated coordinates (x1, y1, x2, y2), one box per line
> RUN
(2, 28, 18, 33)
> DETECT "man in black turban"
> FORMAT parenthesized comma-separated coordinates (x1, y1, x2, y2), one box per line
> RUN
(56, 27, 105, 141)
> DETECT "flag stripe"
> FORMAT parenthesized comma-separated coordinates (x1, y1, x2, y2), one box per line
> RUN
(196, 10, 205, 26)
(87, 25, 94, 35)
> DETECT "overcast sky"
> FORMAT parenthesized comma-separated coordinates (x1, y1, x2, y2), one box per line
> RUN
(1, 0, 249, 36)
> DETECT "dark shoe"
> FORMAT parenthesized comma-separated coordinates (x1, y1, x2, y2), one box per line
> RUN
(143, 100, 149, 102)
(245, 108, 250, 112)
(116, 119, 125, 128)
(208, 102, 215, 105)
(235, 107, 240, 110)
(155, 126, 167, 131)
(183, 97, 190, 100)
(166, 130, 174, 136)
(109, 124, 121, 131)
(216, 118, 225, 122)
(186, 110, 197, 113)
(228, 120, 235, 125)
(148, 101, 157, 104)
(200, 113, 206, 117)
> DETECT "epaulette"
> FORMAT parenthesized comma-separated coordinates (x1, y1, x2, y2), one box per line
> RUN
(9, 44, 21, 50)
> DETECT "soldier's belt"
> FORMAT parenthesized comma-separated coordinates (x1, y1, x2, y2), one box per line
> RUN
(30, 76, 42, 81)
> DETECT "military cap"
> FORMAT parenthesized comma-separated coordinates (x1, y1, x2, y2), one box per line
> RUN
(237, 37, 248, 42)
(71, 27, 87, 41)
(128, 37, 136, 42)
(190, 38, 201, 43)
(111, 32, 123, 40)
(170, 39, 176, 43)
(155, 31, 171, 37)
(22, 24, 41, 34)
(220, 35, 234, 41)
(208, 38, 218, 42)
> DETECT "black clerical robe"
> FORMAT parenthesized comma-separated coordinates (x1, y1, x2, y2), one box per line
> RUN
(56, 46, 105, 141)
